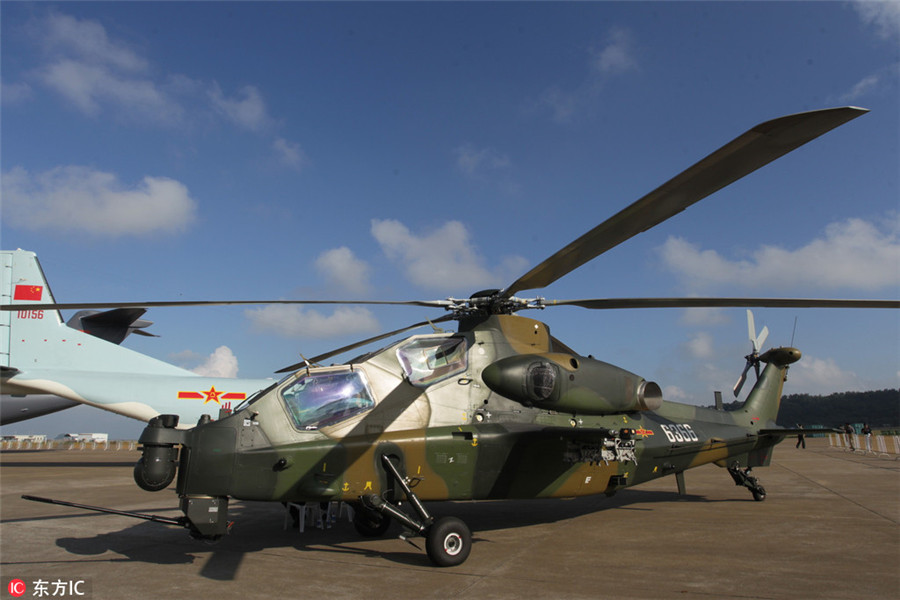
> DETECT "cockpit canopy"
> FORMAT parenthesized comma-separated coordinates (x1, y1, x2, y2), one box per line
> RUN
(396, 336, 467, 387)
(281, 368, 374, 430)
(277, 335, 468, 432)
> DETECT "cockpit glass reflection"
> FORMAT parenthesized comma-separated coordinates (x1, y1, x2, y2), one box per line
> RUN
(397, 336, 467, 387)
(281, 370, 374, 430)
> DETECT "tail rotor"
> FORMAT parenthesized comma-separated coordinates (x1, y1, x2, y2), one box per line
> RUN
(733, 310, 768, 397)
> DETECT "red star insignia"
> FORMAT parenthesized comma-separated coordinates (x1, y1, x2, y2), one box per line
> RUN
(201, 386, 222, 405)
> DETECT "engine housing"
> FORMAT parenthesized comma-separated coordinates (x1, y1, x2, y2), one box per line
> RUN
(482, 353, 663, 415)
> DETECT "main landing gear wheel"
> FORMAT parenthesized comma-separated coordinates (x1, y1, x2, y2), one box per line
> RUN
(425, 516, 471, 567)
(361, 454, 475, 566)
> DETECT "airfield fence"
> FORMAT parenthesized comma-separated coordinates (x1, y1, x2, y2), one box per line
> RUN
(0, 439, 138, 451)
(827, 432, 900, 459)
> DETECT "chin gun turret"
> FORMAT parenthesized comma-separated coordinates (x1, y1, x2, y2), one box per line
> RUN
(134, 414, 184, 492)
(482, 353, 663, 415)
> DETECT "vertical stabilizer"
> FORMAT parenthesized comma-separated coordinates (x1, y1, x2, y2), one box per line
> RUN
(740, 347, 802, 426)
(1, 249, 189, 376)
(1, 250, 272, 424)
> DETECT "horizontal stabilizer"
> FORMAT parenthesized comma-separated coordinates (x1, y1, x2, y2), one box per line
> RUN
(68, 308, 157, 344)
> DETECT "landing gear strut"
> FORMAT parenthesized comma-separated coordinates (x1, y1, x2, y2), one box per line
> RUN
(359, 454, 472, 567)
(727, 462, 767, 501)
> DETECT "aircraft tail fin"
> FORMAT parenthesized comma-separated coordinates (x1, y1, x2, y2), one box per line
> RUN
(740, 347, 801, 426)
(1, 249, 188, 376)
(1, 249, 63, 368)
(726, 311, 802, 427)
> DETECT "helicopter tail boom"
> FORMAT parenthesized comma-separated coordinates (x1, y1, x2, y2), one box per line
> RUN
(740, 347, 801, 428)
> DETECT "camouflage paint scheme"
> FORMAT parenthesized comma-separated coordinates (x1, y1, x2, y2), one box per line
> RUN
(11, 107, 885, 566)
(163, 314, 793, 509)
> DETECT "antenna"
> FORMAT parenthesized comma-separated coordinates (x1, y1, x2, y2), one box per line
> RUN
(790, 316, 799, 347)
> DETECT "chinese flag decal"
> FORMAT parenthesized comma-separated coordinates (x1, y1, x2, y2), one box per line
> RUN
(14, 285, 43, 301)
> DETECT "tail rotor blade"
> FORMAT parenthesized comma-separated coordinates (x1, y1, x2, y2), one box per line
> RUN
(756, 325, 769, 352)
(733, 362, 751, 397)
(746, 309, 756, 349)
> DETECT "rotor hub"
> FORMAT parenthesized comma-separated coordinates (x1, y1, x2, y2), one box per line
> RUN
(445, 291, 545, 317)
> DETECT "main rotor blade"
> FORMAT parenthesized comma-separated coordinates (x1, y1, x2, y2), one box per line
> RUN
(501, 106, 868, 298)
(275, 314, 456, 373)
(546, 298, 900, 310)
(0, 299, 452, 312)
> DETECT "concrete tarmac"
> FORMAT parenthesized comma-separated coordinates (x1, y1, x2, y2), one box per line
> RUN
(1, 439, 898, 600)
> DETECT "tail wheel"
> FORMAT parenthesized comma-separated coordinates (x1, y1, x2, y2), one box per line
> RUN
(752, 485, 767, 502)
(425, 516, 471, 567)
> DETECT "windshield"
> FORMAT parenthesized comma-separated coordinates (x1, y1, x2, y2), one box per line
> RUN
(397, 336, 467, 387)
(280, 369, 374, 430)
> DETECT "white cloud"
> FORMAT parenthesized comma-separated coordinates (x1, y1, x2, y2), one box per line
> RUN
(684, 332, 715, 359)
(314, 247, 371, 294)
(371, 219, 529, 292)
(273, 137, 308, 170)
(832, 62, 900, 104)
(532, 86, 578, 124)
(662, 385, 689, 403)
(38, 58, 181, 122)
(17, 12, 301, 159)
(1, 165, 197, 236)
(39, 12, 147, 71)
(170, 346, 240, 378)
(25, 13, 181, 124)
(209, 83, 273, 133)
(659, 215, 900, 292)
(788, 356, 866, 395)
(590, 28, 638, 75)
(192, 346, 240, 378)
(839, 74, 881, 103)
(454, 144, 511, 178)
(529, 27, 638, 123)
(245, 305, 379, 339)
(852, 0, 900, 40)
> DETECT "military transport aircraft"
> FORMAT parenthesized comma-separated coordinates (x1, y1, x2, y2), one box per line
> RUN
(1, 304, 157, 424)
(10, 106, 899, 567)
(0, 250, 274, 425)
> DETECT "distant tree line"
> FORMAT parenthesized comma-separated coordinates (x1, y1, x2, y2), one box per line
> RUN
(776, 389, 900, 428)
(710, 389, 899, 428)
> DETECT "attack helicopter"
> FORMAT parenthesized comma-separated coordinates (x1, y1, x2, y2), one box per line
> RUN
(15, 106, 900, 567)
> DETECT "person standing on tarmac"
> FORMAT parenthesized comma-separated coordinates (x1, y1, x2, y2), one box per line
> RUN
(843, 423, 855, 451)
(796, 424, 806, 449)
(862, 423, 873, 453)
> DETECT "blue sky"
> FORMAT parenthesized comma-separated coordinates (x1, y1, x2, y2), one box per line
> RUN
(2, 1, 898, 439)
